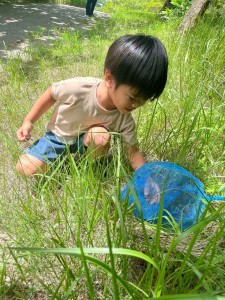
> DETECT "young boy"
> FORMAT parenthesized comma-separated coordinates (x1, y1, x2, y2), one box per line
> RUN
(16, 34, 168, 177)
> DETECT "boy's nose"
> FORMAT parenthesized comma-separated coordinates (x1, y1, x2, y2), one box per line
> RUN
(132, 102, 140, 109)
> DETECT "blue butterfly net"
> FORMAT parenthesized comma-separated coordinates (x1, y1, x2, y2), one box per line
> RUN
(121, 162, 225, 231)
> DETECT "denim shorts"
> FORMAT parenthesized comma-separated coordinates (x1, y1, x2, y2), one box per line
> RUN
(25, 131, 87, 164)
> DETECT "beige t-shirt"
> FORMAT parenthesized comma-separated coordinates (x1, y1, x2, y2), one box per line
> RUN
(47, 77, 137, 145)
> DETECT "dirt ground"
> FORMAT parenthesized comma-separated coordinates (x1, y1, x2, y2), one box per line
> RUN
(0, 2, 109, 59)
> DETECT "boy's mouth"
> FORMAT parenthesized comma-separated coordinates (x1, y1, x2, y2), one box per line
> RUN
(125, 107, 133, 112)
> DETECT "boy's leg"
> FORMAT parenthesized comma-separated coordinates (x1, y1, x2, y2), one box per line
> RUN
(16, 132, 67, 177)
(84, 126, 110, 157)
(16, 154, 47, 177)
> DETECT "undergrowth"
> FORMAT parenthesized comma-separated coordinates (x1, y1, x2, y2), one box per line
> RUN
(0, 0, 225, 298)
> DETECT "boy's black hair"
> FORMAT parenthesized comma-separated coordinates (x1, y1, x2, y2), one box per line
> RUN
(104, 34, 168, 100)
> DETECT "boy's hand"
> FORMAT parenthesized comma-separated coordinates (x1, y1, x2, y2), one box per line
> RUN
(16, 120, 33, 142)
(16, 87, 55, 142)
(128, 144, 146, 171)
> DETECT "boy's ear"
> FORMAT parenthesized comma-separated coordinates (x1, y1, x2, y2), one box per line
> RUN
(104, 69, 115, 88)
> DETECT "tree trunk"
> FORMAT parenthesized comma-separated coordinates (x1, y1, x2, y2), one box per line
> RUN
(179, 0, 210, 31)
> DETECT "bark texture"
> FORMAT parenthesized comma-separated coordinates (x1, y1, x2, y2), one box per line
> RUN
(179, 0, 210, 31)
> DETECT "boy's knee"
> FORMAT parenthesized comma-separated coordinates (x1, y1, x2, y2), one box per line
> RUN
(85, 127, 111, 148)
(16, 154, 47, 177)
(93, 131, 111, 148)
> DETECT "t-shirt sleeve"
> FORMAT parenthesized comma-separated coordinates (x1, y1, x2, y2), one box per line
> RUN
(51, 78, 80, 103)
(120, 116, 137, 146)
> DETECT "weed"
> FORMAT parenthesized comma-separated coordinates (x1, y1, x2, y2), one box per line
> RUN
(0, 0, 225, 298)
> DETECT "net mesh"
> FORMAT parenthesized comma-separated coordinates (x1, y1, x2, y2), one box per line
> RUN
(121, 162, 225, 231)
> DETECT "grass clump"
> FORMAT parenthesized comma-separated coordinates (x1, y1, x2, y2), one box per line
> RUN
(0, 0, 225, 298)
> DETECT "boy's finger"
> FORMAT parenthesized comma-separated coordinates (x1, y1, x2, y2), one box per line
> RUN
(22, 129, 31, 138)
(17, 130, 31, 141)
(16, 130, 24, 139)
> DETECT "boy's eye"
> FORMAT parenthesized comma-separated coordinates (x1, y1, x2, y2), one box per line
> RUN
(129, 96, 146, 105)
(129, 96, 140, 101)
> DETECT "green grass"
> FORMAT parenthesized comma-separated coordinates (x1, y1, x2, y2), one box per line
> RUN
(0, 0, 225, 298)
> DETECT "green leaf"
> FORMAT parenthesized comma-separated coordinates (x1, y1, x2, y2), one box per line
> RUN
(12, 247, 159, 270)
(157, 295, 225, 300)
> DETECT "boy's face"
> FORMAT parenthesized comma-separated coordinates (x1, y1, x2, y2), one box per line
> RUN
(105, 71, 147, 113)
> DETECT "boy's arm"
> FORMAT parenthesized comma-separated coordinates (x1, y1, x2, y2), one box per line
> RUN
(17, 87, 56, 142)
(127, 144, 146, 171)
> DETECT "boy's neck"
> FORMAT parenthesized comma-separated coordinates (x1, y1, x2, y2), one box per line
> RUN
(96, 81, 116, 111)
